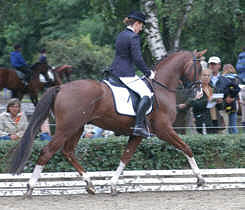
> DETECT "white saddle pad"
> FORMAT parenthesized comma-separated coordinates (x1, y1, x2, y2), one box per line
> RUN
(103, 80, 152, 116)
(39, 70, 54, 83)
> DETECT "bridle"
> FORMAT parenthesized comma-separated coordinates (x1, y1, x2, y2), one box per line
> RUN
(152, 53, 202, 93)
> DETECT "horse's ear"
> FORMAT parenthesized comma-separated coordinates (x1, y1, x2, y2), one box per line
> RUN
(196, 49, 207, 58)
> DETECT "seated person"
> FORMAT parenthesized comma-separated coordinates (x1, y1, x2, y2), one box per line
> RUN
(82, 125, 113, 139)
(0, 98, 28, 140)
(82, 125, 104, 139)
(10, 44, 32, 86)
(39, 118, 52, 141)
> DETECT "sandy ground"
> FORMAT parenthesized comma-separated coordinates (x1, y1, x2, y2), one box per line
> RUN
(0, 93, 244, 210)
(0, 190, 244, 210)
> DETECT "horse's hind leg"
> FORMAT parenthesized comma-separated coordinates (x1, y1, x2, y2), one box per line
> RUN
(25, 133, 68, 198)
(155, 123, 205, 186)
(110, 136, 143, 195)
(62, 130, 95, 195)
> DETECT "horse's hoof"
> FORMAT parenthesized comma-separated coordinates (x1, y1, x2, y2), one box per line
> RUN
(197, 177, 205, 187)
(23, 184, 33, 199)
(85, 181, 95, 195)
(86, 186, 96, 195)
(110, 185, 118, 196)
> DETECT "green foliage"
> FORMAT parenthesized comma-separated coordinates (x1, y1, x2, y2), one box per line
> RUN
(0, 0, 244, 73)
(45, 35, 113, 80)
(0, 134, 244, 173)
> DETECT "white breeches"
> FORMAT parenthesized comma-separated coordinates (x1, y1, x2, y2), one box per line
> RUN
(120, 75, 153, 98)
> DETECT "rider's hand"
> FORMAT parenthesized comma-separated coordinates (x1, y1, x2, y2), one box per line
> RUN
(149, 71, 155, 80)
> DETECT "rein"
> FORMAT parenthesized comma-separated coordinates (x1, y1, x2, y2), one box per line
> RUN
(152, 79, 177, 92)
(152, 53, 201, 93)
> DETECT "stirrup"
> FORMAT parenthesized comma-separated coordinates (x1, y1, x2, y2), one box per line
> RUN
(133, 127, 151, 138)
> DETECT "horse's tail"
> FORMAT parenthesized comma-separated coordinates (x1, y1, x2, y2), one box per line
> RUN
(10, 86, 60, 174)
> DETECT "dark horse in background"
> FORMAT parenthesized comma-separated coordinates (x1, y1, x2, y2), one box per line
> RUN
(11, 50, 207, 197)
(0, 62, 56, 106)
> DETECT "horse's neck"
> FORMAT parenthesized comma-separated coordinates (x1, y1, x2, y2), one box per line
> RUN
(155, 54, 186, 90)
(32, 70, 41, 79)
(156, 67, 181, 90)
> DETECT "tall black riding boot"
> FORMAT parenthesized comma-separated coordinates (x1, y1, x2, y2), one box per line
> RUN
(133, 96, 151, 138)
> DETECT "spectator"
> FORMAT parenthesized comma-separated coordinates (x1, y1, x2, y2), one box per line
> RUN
(39, 118, 52, 141)
(10, 44, 32, 87)
(91, 126, 104, 139)
(236, 47, 245, 83)
(208, 56, 222, 87)
(200, 56, 208, 70)
(0, 98, 28, 140)
(178, 68, 215, 134)
(208, 56, 223, 132)
(223, 83, 240, 134)
(216, 64, 240, 134)
(222, 64, 240, 134)
(239, 86, 245, 130)
(82, 124, 113, 139)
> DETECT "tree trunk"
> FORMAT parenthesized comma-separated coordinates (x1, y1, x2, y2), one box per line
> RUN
(141, 0, 167, 61)
(173, 0, 193, 50)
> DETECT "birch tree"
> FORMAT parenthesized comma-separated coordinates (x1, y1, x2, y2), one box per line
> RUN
(173, 0, 193, 50)
(141, 0, 167, 61)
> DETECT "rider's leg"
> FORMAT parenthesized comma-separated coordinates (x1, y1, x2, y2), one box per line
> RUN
(119, 76, 152, 138)
(16, 66, 30, 86)
(133, 96, 151, 137)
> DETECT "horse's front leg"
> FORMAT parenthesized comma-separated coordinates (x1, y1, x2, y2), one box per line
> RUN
(110, 136, 142, 195)
(183, 154, 205, 186)
(154, 122, 205, 187)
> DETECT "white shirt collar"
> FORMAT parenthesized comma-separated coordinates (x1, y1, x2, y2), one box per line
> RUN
(127, 26, 135, 32)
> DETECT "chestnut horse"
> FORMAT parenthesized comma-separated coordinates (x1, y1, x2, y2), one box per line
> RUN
(52, 64, 73, 84)
(0, 62, 50, 105)
(10, 50, 207, 197)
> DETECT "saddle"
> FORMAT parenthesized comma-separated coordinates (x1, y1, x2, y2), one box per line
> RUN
(103, 71, 153, 116)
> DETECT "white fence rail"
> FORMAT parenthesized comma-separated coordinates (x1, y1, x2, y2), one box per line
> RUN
(0, 169, 244, 196)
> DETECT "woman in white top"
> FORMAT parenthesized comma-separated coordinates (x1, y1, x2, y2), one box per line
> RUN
(0, 98, 28, 140)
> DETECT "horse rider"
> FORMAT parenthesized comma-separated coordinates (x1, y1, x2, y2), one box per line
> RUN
(39, 48, 47, 63)
(39, 48, 53, 84)
(10, 44, 32, 86)
(110, 11, 155, 138)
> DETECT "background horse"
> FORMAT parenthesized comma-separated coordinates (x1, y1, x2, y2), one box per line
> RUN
(10, 50, 207, 197)
(52, 64, 73, 84)
(0, 62, 50, 105)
